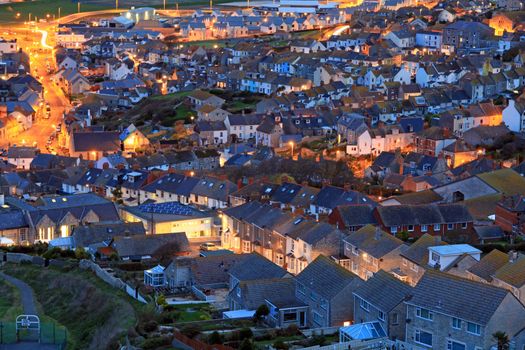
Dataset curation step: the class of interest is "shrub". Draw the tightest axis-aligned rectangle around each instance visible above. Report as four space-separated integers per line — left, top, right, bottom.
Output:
142 320 158 333
239 327 253 340
208 331 223 345
74 247 90 260
284 324 299 336
140 336 171 350
180 324 201 339
273 340 289 349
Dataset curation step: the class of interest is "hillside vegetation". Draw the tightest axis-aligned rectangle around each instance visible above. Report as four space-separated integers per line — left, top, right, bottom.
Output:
4 264 139 350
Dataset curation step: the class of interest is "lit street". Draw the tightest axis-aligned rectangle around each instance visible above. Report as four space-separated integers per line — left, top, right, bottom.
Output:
0 23 70 152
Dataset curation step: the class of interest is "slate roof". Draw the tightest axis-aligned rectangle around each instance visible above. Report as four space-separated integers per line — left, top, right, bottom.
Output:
313 185 375 209
112 232 189 258
296 255 361 300
467 249 508 282
188 254 252 287
407 270 510 325
191 177 237 203
353 270 412 312
0 207 28 230
7 147 39 159
71 131 121 152
376 203 472 226
234 278 299 310
229 253 288 282
401 233 447 265
493 255 525 288
344 225 404 258
72 221 146 248
334 204 377 227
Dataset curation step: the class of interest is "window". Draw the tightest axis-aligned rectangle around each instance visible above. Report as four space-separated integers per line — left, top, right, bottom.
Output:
452 317 462 329
421 225 428 232
416 308 433 321
378 310 385 321
391 226 398 234
461 222 467 229
236 286 241 297
447 223 454 230
433 224 440 231
414 329 432 347
283 312 298 322
411 263 419 272
392 312 399 325
352 245 358 256
431 252 440 264
467 322 481 336
360 298 370 311
447 340 466 350
352 261 358 274
407 225 414 232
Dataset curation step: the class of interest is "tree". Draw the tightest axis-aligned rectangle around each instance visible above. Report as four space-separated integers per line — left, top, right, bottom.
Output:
208 331 223 345
238 338 255 350
254 304 269 321
239 327 253 340
493 331 509 350
74 247 90 260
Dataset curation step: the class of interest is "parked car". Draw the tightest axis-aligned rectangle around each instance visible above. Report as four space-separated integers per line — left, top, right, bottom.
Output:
199 242 217 251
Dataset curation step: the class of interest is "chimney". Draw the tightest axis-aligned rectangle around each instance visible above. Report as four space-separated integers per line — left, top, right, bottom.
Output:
374 226 382 240
509 250 518 263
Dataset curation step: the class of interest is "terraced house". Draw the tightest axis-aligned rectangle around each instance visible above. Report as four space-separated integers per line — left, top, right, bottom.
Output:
221 201 341 273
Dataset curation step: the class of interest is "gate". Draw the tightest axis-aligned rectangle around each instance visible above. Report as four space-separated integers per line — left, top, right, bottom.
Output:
16 314 40 342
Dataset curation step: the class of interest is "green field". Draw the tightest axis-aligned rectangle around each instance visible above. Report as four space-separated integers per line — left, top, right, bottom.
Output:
0 0 237 24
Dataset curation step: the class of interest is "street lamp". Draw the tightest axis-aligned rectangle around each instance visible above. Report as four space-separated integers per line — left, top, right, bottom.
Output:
289 141 294 158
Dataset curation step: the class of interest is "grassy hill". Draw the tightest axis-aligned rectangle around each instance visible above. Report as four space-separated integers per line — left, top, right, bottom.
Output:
3 264 141 350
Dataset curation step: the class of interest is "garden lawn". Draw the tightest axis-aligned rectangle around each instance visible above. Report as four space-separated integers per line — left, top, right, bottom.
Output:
170 304 212 323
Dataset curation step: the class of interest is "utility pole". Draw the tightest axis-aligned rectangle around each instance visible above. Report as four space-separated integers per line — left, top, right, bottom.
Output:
58 7 61 19
210 0 212 12
116 0 118 10
163 0 166 10
77 1 80 13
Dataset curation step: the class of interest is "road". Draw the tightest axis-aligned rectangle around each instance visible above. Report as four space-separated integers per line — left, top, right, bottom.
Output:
0 24 70 151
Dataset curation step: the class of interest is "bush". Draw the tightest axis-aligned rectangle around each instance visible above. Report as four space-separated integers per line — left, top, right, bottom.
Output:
156 294 167 307
74 247 90 260
284 324 299 336
273 340 289 349
208 331 223 345
180 324 201 339
142 320 158 333
239 327 253 340
140 336 171 350
238 338 255 350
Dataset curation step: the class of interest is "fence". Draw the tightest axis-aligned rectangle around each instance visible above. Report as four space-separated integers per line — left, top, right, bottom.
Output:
173 330 234 350
298 339 428 350
0 321 67 347
80 259 147 304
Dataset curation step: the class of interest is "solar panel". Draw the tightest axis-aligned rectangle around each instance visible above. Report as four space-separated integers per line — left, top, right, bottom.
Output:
138 201 195 216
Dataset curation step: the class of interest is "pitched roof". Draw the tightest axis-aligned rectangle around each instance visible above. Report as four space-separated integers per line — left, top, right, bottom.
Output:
344 225 404 259
112 232 190 258
333 204 376 227
229 253 288 282
407 270 510 325
72 221 145 248
235 278 299 310
401 233 447 265
467 249 509 282
353 270 412 312
493 255 525 288
71 131 121 152
296 255 362 300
